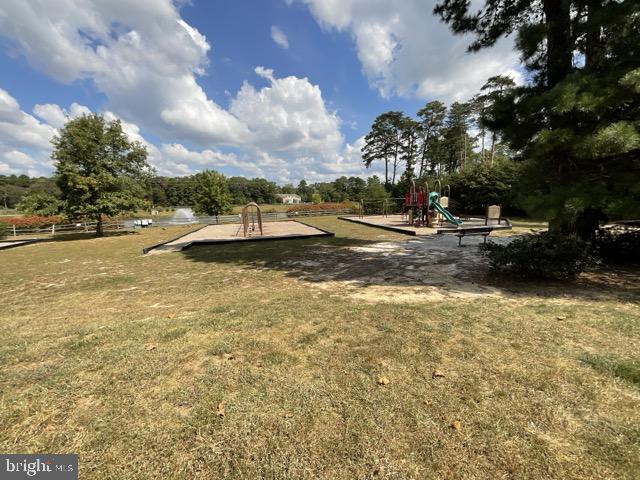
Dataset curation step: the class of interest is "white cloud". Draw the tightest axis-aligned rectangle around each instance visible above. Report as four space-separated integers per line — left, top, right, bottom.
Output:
230 67 343 155
0 88 57 176
294 0 522 101
0 0 249 146
33 103 91 129
0 1 375 182
271 26 289 49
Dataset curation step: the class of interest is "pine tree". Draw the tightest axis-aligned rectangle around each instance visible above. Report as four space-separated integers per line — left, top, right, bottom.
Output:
435 0 640 238
362 111 405 186
416 101 447 177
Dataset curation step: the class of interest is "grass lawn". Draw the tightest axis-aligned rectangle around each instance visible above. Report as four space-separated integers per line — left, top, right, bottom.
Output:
231 203 293 214
1 217 638 479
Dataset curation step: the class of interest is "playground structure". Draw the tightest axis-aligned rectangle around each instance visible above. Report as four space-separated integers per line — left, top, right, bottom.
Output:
342 179 512 242
402 180 462 228
240 202 263 237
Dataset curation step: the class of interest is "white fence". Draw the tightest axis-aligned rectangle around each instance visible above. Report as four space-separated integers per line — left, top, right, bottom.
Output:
2 208 355 237
3 220 125 237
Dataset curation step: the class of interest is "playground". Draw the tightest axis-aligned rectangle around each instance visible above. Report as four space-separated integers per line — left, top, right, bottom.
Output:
144 203 332 254
341 181 512 249
1 216 639 479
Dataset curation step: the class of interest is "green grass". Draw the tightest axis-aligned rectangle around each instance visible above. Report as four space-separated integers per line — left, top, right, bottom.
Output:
0 217 639 479
580 354 640 386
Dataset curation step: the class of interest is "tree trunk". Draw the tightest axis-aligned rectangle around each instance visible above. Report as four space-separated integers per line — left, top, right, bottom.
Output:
385 157 389 187
392 141 399 185
480 127 485 163
490 131 496 164
584 0 603 70
543 0 573 87
418 130 430 178
96 216 104 237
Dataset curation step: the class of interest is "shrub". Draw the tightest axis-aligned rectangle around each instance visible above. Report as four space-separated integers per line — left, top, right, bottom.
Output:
480 232 596 280
596 229 640 265
0 215 62 229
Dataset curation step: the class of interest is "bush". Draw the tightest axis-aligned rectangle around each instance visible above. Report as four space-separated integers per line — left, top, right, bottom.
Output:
596 229 640 265
480 232 596 280
0 215 61 229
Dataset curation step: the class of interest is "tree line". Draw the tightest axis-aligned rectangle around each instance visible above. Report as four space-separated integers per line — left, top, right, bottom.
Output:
3 172 389 213
362 75 515 187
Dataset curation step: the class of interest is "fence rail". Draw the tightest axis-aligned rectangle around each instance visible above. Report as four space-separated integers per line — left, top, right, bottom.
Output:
2 220 125 237
2 209 355 237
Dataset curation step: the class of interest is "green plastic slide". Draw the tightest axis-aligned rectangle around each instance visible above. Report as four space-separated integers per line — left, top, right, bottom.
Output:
428 191 462 226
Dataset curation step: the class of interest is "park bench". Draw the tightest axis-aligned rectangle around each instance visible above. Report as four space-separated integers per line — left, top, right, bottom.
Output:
455 226 493 246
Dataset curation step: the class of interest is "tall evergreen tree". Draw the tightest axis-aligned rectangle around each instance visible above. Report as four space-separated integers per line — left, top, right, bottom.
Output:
435 0 640 238
440 102 474 173
416 101 447 177
362 111 405 186
479 75 516 164
399 117 421 180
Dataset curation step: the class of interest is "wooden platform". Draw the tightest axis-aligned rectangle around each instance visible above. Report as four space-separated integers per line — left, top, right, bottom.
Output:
339 215 512 236
144 221 333 254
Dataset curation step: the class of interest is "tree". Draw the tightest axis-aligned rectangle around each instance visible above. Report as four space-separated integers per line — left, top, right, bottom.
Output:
16 191 63 216
280 183 296 194
53 114 151 236
362 176 390 214
296 180 313 202
479 76 516 164
416 101 447 177
246 178 277 204
440 102 474 173
311 191 322 204
435 0 640 238
362 111 405 186
399 117 421 181
193 170 231 217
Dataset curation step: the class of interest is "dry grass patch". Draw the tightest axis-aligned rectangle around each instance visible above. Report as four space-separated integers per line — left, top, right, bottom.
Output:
0 218 638 479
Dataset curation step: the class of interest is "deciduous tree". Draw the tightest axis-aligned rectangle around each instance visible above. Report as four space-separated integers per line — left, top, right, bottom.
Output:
53 114 151 236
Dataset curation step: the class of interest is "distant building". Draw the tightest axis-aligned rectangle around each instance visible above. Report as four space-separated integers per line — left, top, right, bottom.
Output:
275 193 302 204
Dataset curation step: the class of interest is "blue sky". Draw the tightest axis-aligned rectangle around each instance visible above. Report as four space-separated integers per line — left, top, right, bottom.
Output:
0 0 519 182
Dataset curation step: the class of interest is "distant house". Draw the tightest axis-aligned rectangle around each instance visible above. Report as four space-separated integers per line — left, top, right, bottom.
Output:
275 194 302 204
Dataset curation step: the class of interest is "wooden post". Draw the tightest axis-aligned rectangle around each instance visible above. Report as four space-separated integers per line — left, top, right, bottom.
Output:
52 224 55 236
13 224 16 237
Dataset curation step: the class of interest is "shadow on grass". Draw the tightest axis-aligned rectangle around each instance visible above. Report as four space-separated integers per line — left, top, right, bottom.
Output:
28 230 140 243
180 230 640 302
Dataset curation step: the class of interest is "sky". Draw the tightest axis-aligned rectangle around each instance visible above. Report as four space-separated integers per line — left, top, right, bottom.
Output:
0 0 521 183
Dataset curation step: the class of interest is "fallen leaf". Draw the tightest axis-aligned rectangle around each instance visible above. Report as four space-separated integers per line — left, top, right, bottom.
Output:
145 344 156 351
451 420 461 430
432 369 445 379
378 376 390 385
556 316 567 321
167 313 176 319
216 401 225 417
